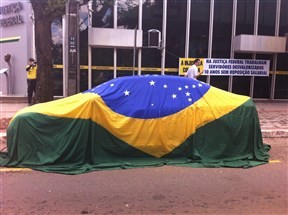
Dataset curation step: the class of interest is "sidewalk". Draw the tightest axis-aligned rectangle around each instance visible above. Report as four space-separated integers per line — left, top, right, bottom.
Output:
0 101 287 139
254 101 288 138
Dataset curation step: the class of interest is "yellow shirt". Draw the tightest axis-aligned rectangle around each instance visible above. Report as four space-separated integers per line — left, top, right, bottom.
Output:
26 64 37 79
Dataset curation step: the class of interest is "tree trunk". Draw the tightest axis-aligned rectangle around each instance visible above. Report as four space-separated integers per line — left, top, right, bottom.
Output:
30 1 54 103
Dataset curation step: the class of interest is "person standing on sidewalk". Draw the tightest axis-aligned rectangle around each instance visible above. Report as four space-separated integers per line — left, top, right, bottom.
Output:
25 58 37 106
185 58 204 79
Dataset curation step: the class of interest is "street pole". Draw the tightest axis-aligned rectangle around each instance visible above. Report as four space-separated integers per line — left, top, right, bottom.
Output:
65 0 80 96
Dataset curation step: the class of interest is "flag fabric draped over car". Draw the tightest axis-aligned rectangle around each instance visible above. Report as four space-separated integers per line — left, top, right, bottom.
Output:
0 75 270 174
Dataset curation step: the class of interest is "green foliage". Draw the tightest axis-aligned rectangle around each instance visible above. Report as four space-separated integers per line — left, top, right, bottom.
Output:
93 0 116 7
46 0 67 18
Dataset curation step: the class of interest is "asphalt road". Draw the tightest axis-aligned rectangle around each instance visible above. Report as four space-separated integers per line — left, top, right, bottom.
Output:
1 138 287 215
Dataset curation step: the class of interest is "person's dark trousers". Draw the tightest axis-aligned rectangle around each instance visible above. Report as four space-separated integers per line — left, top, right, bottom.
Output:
27 79 37 105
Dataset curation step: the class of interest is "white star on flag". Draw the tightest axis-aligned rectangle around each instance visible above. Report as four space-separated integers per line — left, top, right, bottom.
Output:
110 83 114 87
185 85 189 89
178 87 182 91
124 90 130 96
163 84 168 88
198 83 202 87
172 94 177 99
186 92 191 96
149 80 156 86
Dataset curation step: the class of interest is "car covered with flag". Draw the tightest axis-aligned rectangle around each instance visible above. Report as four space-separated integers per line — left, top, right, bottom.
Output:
0 75 270 174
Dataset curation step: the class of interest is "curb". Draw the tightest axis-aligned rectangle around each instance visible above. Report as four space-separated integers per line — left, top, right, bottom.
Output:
262 130 288 138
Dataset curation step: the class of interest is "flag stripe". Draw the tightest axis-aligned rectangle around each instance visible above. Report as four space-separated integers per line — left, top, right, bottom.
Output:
166 99 270 165
12 86 250 158
4 98 270 174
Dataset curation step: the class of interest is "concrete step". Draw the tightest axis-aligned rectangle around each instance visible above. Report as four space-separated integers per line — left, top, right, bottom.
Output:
0 95 27 103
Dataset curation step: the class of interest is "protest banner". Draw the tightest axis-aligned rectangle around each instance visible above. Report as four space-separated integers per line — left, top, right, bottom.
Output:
178 58 204 76
179 58 270 76
203 58 270 76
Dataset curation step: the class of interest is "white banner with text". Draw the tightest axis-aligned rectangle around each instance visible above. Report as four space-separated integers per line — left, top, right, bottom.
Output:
202 58 270 76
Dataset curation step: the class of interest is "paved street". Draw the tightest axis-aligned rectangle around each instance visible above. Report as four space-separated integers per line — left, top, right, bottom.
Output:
0 100 287 214
0 137 287 215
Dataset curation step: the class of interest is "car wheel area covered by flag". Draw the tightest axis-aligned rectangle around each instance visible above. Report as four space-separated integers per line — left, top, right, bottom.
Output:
0 75 270 174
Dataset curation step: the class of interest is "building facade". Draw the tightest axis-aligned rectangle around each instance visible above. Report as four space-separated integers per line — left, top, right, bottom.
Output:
77 0 288 100
0 0 34 95
1 0 287 100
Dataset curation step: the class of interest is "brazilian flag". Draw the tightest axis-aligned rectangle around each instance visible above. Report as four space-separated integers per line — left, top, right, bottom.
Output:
0 75 270 174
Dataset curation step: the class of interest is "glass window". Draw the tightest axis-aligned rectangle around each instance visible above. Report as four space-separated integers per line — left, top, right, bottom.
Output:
210 0 233 91
79 3 89 31
52 18 64 96
117 0 139 29
141 70 161 75
87 48 114 88
253 75 272 99
253 54 273 99
117 49 135 67
279 0 288 37
274 0 288 99
52 18 63 65
212 0 233 58
275 53 288 99
91 0 114 28
210 77 229 91
80 69 88 92
258 0 276 36
167 72 179 76
117 70 134 77
92 70 113 87
232 76 251 96
79 28 88 66
189 0 210 58
275 76 288 99
142 0 163 44
232 53 253 96
142 0 163 72
117 49 136 77
165 0 186 69
92 48 114 66
197 75 206 83
236 0 255 35
142 48 161 68
53 69 63 96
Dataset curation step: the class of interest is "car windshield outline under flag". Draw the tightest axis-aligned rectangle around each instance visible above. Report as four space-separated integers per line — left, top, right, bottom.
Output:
84 75 210 119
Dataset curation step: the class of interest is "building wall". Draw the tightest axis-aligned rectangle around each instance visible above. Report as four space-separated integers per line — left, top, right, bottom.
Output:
0 1 34 95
